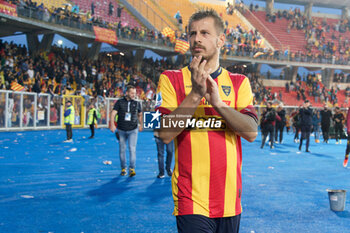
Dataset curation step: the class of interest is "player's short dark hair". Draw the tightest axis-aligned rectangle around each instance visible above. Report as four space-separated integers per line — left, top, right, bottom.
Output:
126 85 136 91
188 9 225 35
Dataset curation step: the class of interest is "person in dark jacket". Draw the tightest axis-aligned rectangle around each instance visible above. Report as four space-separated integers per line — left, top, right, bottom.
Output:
299 100 312 152
261 102 280 149
320 104 332 143
333 107 345 144
275 104 286 144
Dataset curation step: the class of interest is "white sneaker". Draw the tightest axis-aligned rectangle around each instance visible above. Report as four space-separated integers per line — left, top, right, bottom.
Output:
64 139 73 143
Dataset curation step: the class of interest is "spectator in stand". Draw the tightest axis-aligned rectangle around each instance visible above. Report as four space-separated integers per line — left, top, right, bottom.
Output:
320 104 332 143
108 2 114 16
117 4 123 18
333 107 345 144
298 100 312 152
91 2 95 15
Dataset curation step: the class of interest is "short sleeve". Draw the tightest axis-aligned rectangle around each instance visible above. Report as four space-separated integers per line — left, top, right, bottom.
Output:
237 77 258 122
155 73 178 115
137 101 142 113
113 100 119 112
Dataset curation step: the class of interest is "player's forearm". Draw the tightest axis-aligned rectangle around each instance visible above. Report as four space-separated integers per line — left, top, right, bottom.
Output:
159 91 202 144
109 111 116 128
138 113 142 126
213 101 258 142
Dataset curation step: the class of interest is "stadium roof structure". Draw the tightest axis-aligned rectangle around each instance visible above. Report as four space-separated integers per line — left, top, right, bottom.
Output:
258 0 350 9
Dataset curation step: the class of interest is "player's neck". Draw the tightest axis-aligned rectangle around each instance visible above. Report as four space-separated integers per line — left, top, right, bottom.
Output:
205 58 220 74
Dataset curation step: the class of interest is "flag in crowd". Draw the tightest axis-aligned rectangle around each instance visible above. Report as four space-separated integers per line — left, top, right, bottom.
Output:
10 81 25 92
174 39 189 54
161 27 176 43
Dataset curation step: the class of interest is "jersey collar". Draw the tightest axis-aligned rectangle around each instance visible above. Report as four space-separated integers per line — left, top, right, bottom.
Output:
210 66 222 79
187 66 222 79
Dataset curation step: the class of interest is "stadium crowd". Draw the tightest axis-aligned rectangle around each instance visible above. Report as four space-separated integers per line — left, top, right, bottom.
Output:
3 0 350 65
260 6 350 64
0 39 168 102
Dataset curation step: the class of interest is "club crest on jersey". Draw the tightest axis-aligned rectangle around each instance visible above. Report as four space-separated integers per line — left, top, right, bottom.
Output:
222 86 231 96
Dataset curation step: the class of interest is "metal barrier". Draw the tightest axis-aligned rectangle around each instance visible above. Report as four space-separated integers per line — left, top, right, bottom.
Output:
0 90 154 131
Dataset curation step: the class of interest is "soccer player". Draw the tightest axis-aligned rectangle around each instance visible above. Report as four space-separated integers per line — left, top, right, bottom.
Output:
156 9 258 233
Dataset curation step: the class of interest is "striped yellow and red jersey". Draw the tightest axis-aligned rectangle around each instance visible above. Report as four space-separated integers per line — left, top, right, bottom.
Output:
156 66 257 218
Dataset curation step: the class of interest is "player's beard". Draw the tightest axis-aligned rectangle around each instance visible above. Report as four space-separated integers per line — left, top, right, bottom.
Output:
191 45 217 63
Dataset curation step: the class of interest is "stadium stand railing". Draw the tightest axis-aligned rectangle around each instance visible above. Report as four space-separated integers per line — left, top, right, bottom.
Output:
128 0 178 31
249 10 307 53
196 2 249 30
241 7 283 51
154 0 197 30
0 90 155 131
69 0 142 28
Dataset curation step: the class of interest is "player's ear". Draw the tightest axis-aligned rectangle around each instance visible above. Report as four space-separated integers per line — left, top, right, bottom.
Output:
217 33 225 48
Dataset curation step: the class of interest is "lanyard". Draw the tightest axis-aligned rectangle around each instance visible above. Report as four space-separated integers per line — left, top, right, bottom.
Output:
127 101 130 113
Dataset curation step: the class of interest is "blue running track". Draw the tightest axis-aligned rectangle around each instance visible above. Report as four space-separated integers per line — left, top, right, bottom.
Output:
0 129 349 232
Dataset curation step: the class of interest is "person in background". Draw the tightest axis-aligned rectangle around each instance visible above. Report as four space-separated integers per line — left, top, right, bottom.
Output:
343 107 350 167
64 100 74 142
87 103 98 139
333 107 345 144
298 100 312 152
320 104 332 143
312 109 321 143
261 101 280 149
109 85 143 177
292 107 301 143
275 103 286 144
154 130 174 178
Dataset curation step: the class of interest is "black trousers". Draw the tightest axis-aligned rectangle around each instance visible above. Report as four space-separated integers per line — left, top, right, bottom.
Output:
261 124 275 148
177 214 241 233
346 135 350 155
321 124 330 142
294 125 300 140
334 124 343 141
299 126 311 150
275 123 285 143
66 124 72 140
90 124 95 137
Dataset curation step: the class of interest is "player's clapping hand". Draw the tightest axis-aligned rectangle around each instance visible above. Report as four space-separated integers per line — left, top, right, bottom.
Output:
205 75 222 108
189 55 211 98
